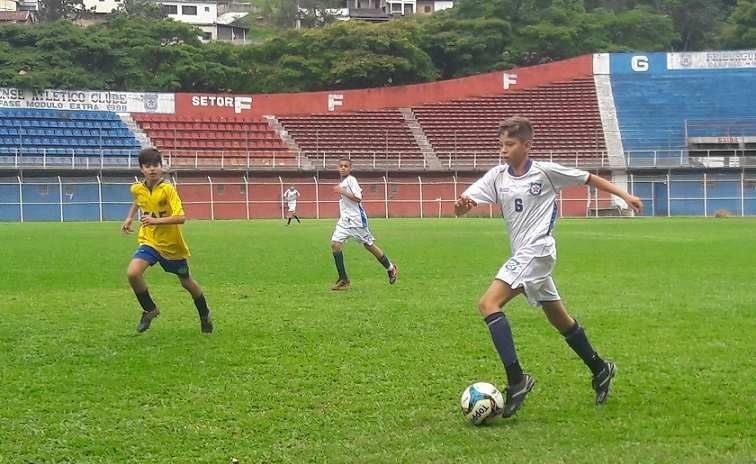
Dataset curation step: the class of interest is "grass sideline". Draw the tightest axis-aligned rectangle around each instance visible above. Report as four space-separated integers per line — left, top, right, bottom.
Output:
1 218 754 463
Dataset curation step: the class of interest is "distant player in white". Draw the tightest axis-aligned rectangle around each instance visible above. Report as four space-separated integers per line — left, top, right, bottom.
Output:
455 117 642 418
330 158 398 290
283 185 301 225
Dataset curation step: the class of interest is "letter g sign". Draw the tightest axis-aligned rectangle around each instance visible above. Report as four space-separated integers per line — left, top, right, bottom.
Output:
631 55 649 72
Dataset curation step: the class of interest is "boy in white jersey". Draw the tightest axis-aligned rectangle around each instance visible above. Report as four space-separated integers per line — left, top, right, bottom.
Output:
283 185 301 225
330 158 398 290
455 117 642 418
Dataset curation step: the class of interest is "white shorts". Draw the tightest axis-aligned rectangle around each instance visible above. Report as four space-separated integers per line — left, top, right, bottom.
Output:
331 224 375 246
495 244 560 307
287 202 297 212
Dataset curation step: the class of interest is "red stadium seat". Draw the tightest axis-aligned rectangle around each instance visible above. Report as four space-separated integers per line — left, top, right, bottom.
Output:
131 114 295 161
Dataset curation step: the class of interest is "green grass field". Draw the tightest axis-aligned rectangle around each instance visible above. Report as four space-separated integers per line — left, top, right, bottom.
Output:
1 218 754 463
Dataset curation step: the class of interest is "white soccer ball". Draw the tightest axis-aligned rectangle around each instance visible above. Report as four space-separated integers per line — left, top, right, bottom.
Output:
460 382 504 425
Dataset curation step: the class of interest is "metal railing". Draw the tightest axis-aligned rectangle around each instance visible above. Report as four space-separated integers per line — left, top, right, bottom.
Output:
0 148 306 170
2 173 755 222
1 147 755 171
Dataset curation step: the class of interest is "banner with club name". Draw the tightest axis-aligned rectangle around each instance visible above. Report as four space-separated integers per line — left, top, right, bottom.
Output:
0 88 175 113
667 50 756 70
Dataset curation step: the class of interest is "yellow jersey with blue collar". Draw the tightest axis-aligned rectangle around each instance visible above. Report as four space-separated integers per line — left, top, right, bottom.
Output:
130 180 190 260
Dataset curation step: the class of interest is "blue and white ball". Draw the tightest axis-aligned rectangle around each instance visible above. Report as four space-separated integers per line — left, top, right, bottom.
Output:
460 382 504 425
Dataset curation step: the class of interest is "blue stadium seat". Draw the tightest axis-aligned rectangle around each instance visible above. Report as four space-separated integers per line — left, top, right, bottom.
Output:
0 108 141 157
611 58 755 158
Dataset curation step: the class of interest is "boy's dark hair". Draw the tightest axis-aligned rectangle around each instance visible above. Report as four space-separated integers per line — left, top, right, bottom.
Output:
498 117 534 141
338 158 352 166
138 148 162 167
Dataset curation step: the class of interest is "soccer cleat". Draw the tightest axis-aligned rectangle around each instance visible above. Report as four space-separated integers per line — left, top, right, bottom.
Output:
331 279 351 291
592 361 617 405
200 311 213 334
387 263 399 285
136 308 160 333
501 373 535 418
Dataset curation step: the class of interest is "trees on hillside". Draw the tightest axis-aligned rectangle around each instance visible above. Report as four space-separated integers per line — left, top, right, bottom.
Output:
0 0 752 93
720 0 756 48
37 0 90 22
237 21 438 91
0 19 203 91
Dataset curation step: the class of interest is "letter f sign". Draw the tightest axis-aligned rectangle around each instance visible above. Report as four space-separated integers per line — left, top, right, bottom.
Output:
328 94 344 112
503 73 518 90
234 96 252 113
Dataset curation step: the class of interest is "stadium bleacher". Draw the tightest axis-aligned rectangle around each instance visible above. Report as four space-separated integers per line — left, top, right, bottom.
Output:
276 109 424 167
611 68 756 155
132 114 294 166
1 51 755 219
412 78 607 165
0 108 140 156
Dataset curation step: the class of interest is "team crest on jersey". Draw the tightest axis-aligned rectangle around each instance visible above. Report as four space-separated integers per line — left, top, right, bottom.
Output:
159 199 167 207
528 182 543 196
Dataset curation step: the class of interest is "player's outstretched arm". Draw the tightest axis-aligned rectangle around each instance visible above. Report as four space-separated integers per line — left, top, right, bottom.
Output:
587 175 643 213
454 196 477 217
140 214 186 226
121 202 138 234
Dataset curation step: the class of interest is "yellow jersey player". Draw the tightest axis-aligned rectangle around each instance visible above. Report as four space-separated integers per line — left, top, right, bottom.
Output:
121 148 213 334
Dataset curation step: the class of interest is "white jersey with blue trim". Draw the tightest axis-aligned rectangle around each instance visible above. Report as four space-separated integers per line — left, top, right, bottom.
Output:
284 189 299 202
337 175 367 228
463 160 590 254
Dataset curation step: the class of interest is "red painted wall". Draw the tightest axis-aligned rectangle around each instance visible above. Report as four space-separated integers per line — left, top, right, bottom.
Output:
169 55 593 118
173 170 611 220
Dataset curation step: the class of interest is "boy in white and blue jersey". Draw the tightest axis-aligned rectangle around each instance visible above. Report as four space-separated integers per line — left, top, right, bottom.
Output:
455 117 642 418
283 185 301 225
330 158 398 290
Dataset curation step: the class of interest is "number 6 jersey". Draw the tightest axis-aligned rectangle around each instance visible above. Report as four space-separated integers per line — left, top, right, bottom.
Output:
462 161 590 254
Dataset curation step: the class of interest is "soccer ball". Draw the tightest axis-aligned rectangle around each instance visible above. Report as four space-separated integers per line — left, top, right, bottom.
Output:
460 382 504 425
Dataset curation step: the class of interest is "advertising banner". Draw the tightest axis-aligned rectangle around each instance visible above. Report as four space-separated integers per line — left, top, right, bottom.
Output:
0 88 175 113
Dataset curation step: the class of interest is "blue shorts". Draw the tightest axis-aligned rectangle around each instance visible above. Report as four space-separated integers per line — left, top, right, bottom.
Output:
132 245 190 276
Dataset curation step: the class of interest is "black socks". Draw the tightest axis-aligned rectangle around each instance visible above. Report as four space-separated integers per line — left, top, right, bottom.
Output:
136 289 209 319
193 294 210 319
562 320 605 375
376 254 392 270
135 289 156 312
333 251 348 281
484 312 523 385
